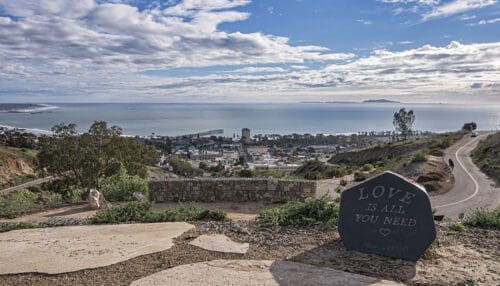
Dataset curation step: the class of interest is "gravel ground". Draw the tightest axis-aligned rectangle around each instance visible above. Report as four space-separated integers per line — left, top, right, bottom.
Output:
0 221 498 286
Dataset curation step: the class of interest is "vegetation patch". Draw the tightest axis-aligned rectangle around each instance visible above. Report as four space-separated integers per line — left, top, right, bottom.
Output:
0 189 64 218
293 160 349 180
0 222 41 233
448 222 464 235
100 166 149 202
471 132 500 184
464 209 500 230
91 202 227 224
257 196 339 228
411 149 429 163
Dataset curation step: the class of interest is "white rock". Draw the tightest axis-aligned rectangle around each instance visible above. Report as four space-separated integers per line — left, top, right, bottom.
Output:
189 234 249 254
88 188 105 209
130 260 405 286
133 191 147 203
0 222 194 274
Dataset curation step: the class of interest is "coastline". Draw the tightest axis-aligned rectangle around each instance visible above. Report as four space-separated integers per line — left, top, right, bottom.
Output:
0 103 59 114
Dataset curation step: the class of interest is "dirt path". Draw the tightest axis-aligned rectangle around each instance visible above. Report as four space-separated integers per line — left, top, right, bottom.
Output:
431 132 500 218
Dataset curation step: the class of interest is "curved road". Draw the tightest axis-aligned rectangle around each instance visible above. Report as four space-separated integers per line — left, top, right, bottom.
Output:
431 132 500 218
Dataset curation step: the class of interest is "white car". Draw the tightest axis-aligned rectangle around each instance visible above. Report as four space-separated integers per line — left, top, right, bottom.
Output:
471 132 479 137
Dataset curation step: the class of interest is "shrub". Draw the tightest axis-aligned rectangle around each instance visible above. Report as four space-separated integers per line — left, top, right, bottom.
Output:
100 167 148 202
449 222 464 234
91 202 227 224
411 149 428 163
362 163 374 172
238 169 254 178
0 190 38 217
67 186 87 203
353 171 366 182
0 222 41 233
257 196 339 228
464 209 500 230
339 179 348 186
39 191 64 206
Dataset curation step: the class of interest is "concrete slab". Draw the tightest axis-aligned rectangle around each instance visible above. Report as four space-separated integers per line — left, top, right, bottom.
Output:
189 234 249 254
0 222 194 274
130 260 404 286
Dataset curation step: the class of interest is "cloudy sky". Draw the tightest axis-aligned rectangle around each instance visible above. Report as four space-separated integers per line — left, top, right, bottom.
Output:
0 0 499 104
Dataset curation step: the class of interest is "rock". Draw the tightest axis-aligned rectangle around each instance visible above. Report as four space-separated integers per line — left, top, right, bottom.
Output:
133 192 147 203
189 234 249 254
0 222 194 274
88 188 110 209
130 260 404 286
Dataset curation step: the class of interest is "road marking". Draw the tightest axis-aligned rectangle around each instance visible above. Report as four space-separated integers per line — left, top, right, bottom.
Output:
434 136 480 208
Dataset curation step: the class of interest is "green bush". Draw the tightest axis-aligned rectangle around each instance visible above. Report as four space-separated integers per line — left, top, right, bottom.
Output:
39 191 64 206
257 196 339 228
91 202 228 224
339 179 348 186
362 163 374 172
67 186 87 203
0 222 41 233
100 167 148 202
238 169 254 178
411 149 428 163
464 209 500 230
353 171 366 182
0 190 38 217
449 222 464 233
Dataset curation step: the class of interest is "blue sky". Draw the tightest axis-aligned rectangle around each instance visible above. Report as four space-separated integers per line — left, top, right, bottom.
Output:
0 0 499 103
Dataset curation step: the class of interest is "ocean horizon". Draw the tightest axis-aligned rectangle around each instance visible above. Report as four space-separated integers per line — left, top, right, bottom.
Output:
1 102 499 137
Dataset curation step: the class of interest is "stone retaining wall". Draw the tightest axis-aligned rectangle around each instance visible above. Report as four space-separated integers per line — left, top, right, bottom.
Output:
149 178 316 203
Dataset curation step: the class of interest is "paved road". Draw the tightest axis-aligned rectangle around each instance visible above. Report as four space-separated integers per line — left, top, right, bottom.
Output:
0 176 54 197
431 132 500 218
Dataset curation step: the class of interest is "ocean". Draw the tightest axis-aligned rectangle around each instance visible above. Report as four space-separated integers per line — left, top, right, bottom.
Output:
0 103 499 136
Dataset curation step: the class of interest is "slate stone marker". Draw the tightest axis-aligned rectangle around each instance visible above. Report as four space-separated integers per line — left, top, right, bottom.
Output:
338 171 436 261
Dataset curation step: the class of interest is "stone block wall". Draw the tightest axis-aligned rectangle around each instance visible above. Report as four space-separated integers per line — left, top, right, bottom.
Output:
148 178 316 203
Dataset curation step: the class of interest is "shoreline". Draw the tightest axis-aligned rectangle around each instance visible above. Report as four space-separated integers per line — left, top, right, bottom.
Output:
0 103 59 114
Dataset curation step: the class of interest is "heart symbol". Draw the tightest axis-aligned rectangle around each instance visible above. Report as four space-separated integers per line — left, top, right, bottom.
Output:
379 228 391 237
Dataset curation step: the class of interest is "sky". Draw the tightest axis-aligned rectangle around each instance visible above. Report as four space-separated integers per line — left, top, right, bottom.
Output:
0 0 499 104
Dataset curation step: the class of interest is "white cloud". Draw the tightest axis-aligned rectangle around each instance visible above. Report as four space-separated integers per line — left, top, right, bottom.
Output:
0 0 351 72
423 0 498 20
470 17 500 25
357 19 373 25
227 67 287 73
0 0 499 103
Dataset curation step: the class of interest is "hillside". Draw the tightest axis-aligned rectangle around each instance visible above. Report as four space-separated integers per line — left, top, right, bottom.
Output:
472 132 500 184
0 147 38 188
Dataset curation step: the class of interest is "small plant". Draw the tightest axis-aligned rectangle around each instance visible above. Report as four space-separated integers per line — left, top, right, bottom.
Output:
0 222 41 233
339 179 347 186
100 166 149 202
362 163 374 172
91 202 227 224
257 195 339 228
448 222 464 235
0 189 38 218
411 149 428 163
353 171 366 182
464 209 500 230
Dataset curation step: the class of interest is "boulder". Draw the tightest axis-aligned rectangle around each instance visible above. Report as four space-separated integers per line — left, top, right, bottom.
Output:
88 188 109 209
133 191 147 203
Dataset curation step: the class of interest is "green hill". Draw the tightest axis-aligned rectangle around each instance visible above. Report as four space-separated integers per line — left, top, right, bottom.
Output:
472 132 500 184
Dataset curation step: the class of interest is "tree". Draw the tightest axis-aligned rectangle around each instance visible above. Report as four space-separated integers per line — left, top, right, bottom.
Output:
462 122 477 132
37 121 158 192
393 108 415 140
